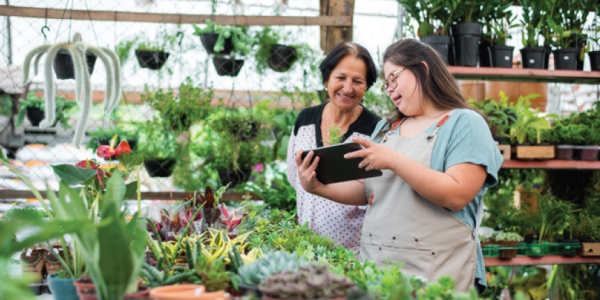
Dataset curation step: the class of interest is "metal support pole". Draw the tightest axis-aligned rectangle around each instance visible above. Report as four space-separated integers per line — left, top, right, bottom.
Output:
5 0 13 65
395 2 405 41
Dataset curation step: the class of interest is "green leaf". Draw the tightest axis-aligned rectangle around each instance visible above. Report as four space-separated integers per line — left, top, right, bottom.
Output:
52 165 98 185
124 181 139 200
117 153 144 169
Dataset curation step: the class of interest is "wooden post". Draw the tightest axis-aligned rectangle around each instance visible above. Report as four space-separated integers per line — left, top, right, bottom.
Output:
320 0 355 54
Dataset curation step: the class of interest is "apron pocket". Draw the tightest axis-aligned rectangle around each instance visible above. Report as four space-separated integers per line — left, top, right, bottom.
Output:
361 243 435 280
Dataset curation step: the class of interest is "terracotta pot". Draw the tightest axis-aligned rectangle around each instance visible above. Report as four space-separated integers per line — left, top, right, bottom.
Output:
494 241 519 259
74 276 147 300
150 285 230 300
264 297 345 300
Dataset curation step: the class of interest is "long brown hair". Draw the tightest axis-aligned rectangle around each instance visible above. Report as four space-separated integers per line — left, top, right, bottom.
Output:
376 39 473 139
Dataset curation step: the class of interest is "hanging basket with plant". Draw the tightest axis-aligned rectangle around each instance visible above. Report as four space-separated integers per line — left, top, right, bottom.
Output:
16 92 77 128
135 41 170 70
254 27 299 73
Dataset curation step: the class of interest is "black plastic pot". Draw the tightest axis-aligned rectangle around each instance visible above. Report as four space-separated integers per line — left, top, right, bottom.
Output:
267 44 297 72
218 168 251 187
213 57 244 77
200 33 234 55
574 146 599 161
478 41 492 67
567 33 587 70
589 51 600 71
451 23 481 67
420 35 452 65
555 145 575 160
144 158 176 177
491 45 514 68
135 50 170 70
520 47 547 69
553 48 578 70
26 107 45 127
54 50 97 80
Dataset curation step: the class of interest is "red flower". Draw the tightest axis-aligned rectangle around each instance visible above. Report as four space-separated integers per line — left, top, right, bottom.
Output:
75 160 107 188
97 136 131 159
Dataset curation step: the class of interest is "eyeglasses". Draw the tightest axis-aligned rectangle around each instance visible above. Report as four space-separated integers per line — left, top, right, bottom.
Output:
381 68 405 96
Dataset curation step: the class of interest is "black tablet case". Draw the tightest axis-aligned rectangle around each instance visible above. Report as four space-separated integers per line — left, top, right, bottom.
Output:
301 142 383 184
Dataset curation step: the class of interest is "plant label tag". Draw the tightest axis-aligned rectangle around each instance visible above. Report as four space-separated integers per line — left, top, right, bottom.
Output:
194 288 203 296
564 56 569 60
505 56 510 61
26 248 33 257
529 59 535 64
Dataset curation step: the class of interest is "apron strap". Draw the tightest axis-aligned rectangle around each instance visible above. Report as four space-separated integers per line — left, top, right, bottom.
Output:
427 114 451 142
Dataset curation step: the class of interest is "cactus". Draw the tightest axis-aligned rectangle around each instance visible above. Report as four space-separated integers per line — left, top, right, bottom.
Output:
236 250 306 286
259 263 356 299
21 32 122 146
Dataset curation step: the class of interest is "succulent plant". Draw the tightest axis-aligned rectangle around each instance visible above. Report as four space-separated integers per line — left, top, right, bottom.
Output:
236 250 306 286
494 232 524 243
259 263 356 299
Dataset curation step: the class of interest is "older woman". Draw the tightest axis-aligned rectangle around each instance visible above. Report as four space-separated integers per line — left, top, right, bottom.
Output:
286 42 380 252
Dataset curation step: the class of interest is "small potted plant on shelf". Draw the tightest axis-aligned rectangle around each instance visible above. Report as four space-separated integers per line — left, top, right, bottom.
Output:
135 40 170 70
589 12 600 71
137 122 179 177
253 27 298 73
193 20 253 77
553 0 595 70
87 125 140 152
574 214 600 257
493 232 524 259
509 94 558 160
518 0 552 69
469 92 517 160
16 92 77 128
451 0 494 66
141 78 214 132
479 0 515 67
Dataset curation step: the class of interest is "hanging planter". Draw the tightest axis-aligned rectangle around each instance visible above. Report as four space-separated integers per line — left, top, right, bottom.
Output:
25 107 45 127
420 35 452 65
200 33 234 55
144 158 176 177
520 47 547 69
451 23 481 66
54 50 97 80
218 168 251 187
553 48 578 70
490 45 514 68
135 50 170 70
213 57 244 77
267 44 297 72
589 51 600 71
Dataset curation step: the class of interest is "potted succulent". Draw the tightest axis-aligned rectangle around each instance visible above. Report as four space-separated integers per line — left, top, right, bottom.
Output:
253 27 299 73
193 20 252 77
135 40 170 70
236 251 306 296
493 232 524 259
137 122 179 177
259 263 357 300
141 78 214 132
16 92 77 128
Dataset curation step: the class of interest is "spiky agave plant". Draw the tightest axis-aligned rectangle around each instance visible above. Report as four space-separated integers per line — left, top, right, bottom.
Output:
22 32 122 146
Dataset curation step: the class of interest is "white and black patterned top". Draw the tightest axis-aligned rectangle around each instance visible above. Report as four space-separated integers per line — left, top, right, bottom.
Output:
286 102 380 252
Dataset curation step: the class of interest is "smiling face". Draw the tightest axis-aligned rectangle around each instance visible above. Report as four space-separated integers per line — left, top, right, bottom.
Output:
383 61 425 117
325 55 368 112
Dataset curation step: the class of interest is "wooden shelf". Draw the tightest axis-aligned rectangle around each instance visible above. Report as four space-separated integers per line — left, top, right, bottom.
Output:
501 160 600 170
449 66 600 84
485 255 600 267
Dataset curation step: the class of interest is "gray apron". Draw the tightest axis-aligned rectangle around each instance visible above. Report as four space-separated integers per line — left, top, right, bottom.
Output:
361 115 477 292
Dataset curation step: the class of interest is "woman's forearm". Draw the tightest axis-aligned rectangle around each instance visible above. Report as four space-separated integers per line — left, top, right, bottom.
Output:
388 152 486 211
312 180 368 206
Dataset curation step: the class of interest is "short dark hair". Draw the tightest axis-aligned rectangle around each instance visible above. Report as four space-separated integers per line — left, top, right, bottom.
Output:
319 42 377 90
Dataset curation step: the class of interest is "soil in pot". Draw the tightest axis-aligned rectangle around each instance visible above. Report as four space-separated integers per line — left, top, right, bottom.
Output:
144 158 176 177
555 145 575 160
553 48 578 70
26 107 46 127
213 57 244 77
589 51 600 71
218 168 251 187
200 33 234 55
451 23 481 67
520 47 547 69
420 35 452 65
54 50 97 80
48 273 79 300
491 45 514 68
268 44 297 72
135 50 170 70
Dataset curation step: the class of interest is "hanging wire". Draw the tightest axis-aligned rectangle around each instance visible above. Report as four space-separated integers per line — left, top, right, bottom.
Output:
54 0 71 43
67 0 75 43
84 0 100 47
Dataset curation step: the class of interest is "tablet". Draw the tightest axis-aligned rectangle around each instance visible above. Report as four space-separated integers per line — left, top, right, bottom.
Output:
300 142 383 184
